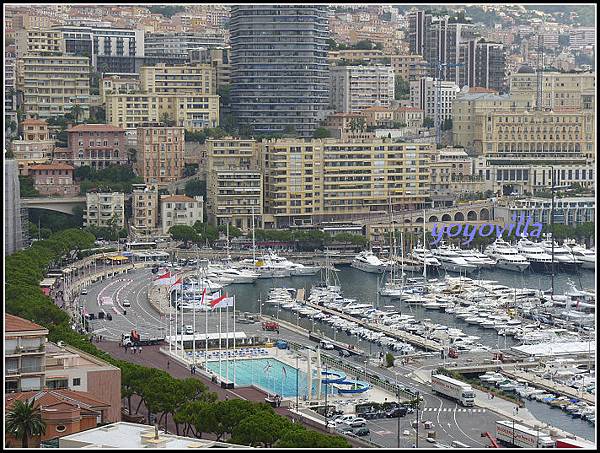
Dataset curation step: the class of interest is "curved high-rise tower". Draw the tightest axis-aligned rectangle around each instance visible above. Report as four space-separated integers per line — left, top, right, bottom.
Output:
230 5 330 137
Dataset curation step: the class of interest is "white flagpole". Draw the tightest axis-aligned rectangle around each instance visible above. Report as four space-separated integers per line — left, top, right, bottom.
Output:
219 304 222 378
180 274 184 358
204 289 208 371
168 288 172 353
192 277 196 367
233 295 236 386
174 275 178 356
226 299 229 382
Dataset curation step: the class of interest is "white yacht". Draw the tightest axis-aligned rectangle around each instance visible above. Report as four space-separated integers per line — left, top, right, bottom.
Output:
516 237 554 272
564 240 595 270
212 265 260 284
431 245 478 274
538 237 581 272
453 247 496 269
351 251 390 273
410 246 441 271
484 238 530 272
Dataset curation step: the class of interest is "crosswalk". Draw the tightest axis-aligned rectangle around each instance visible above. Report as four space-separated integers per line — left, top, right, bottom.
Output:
421 407 486 413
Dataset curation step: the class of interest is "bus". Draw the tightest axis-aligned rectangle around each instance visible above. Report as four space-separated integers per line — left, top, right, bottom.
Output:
125 241 158 251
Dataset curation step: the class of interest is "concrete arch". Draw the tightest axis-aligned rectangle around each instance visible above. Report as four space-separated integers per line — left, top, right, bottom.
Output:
441 214 451 221
404 218 411 224
467 210 477 221
428 215 438 223
415 217 424 224
480 208 490 220
454 212 464 221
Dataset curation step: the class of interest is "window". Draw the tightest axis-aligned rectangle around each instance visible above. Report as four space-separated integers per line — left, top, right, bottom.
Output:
73 378 81 386
56 425 67 433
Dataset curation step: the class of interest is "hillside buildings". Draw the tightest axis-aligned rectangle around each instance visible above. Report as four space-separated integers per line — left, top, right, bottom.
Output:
84 192 125 229
161 195 204 234
66 124 128 169
136 126 185 186
330 65 395 113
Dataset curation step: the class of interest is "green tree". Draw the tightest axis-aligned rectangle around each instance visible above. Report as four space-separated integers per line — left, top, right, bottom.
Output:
283 125 298 137
385 352 395 367
218 224 242 238
169 225 200 245
313 127 331 139
6 399 47 448
275 429 351 448
349 116 366 132
442 118 453 131
159 112 176 127
18 176 40 197
231 411 291 447
193 221 219 243
394 75 411 100
70 104 84 123
183 164 199 178
184 179 206 198
423 117 434 128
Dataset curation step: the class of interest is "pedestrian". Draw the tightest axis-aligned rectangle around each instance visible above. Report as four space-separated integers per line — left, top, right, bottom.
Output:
515 406 519 414
138 346 142 354
225 395 229 401
167 360 170 369
190 364 194 375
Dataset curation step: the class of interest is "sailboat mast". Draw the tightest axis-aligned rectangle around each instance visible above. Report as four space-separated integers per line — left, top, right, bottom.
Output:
423 208 427 280
251 205 256 263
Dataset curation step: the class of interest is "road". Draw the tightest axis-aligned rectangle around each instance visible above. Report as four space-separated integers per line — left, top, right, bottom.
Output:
79 267 503 448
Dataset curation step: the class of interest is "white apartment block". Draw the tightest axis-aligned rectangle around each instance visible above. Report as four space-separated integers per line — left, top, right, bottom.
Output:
330 65 395 113
410 76 460 122
161 195 204 234
84 192 125 229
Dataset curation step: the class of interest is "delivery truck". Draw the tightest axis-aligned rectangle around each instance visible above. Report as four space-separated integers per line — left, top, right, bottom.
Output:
431 374 475 407
495 420 555 448
122 330 164 347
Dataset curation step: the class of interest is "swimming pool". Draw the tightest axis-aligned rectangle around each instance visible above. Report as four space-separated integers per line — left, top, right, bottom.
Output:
206 358 338 398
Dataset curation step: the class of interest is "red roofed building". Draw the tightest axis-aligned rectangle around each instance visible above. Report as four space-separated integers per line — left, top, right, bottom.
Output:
28 163 80 197
393 107 424 128
5 389 111 448
66 124 127 169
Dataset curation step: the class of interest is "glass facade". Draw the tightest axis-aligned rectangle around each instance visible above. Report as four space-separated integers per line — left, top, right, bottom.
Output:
230 5 330 137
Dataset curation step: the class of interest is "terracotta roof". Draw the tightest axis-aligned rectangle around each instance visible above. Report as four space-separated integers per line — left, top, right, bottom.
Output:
363 106 392 112
66 124 125 133
395 107 424 112
161 195 197 203
21 118 47 126
5 314 48 333
29 163 75 171
6 389 110 412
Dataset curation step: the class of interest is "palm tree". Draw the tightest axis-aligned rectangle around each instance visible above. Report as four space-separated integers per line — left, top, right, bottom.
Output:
71 105 84 123
6 399 46 448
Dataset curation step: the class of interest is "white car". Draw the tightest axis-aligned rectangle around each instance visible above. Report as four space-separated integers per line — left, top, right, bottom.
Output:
122 300 131 308
321 341 335 350
185 325 194 335
334 415 357 426
349 418 367 428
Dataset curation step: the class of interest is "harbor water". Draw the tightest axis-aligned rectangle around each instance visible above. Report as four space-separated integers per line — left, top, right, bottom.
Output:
225 265 595 441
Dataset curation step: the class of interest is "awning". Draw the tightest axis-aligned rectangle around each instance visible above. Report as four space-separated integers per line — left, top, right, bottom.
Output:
106 255 129 261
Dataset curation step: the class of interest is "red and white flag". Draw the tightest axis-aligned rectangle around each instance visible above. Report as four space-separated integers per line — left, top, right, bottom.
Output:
210 293 234 310
170 277 183 290
154 271 176 286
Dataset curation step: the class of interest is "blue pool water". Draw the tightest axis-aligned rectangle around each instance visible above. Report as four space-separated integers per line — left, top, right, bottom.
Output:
206 358 339 398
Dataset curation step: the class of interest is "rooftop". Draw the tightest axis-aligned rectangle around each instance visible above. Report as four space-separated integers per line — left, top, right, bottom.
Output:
6 389 110 412
58 422 246 449
5 314 48 334
29 163 75 171
66 124 126 133
21 118 48 126
161 195 198 203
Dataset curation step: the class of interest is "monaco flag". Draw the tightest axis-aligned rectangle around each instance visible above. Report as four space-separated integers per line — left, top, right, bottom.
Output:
154 271 176 286
210 293 234 310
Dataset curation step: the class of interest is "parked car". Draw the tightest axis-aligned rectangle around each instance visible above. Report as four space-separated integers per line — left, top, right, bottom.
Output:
80 288 88 295
349 417 367 428
321 341 335 350
123 300 131 308
337 424 353 434
353 427 370 437
185 325 194 335
334 414 357 426
386 406 408 418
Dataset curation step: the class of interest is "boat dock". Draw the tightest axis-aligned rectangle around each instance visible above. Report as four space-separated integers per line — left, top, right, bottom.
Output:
298 298 443 352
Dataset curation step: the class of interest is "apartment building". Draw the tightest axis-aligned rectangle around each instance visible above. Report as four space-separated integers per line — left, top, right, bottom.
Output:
105 93 219 131
66 124 127 169
495 197 595 228
19 55 91 120
5 314 49 393
230 5 330 137
509 71 595 111
130 183 159 239
5 389 111 448
144 31 226 59
190 47 231 93
12 13 56 30
136 126 185 186
139 63 215 95
262 139 431 228
161 195 204 234
330 65 395 113
44 342 121 422
429 147 479 197
84 192 125 229
363 106 394 128
15 28 65 57
569 27 595 49
5 160 26 255
11 119 55 175
393 107 424 128
5 53 17 114
28 163 80 197
328 50 428 81
410 76 460 122
460 39 507 93
99 75 140 103
206 138 263 231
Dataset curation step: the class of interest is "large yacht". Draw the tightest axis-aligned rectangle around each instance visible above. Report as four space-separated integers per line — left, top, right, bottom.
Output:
410 245 441 271
453 246 497 269
351 251 390 273
484 239 530 272
237 252 320 278
516 237 554 272
431 244 478 274
563 240 595 270
538 237 582 272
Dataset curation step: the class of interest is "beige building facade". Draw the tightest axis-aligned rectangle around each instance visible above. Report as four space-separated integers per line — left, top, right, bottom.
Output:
16 28 65 57
130 183 159 239
11 118 55 175
136 126 185 186
161 195 204 234
330 65 395 113
84 192 125 229
262 139 431 228
206 138 263 231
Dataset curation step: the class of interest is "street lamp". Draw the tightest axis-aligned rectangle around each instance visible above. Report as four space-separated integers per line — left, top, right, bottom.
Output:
415 390 420 448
